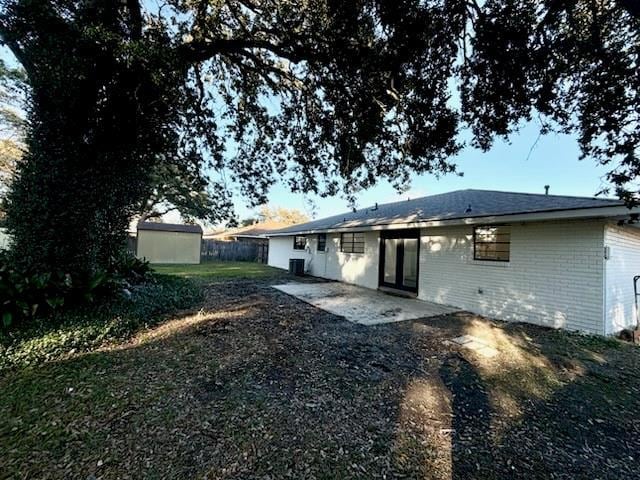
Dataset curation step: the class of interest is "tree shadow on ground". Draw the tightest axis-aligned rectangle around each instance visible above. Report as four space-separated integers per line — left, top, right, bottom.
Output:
421 314 640 480
439 354 493 479
2 280 640 479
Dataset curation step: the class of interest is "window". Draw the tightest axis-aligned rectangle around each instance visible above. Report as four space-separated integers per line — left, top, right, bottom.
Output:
474 226 510 262
293 235 306 250
340 232 365 254
317 233 327 252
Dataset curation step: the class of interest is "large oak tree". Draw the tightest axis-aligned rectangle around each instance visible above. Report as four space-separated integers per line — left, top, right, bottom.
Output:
0 0 637 279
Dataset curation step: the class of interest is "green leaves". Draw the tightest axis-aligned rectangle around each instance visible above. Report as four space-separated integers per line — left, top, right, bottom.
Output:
0 274 202 371
0 265 65 329
2 311 12 327
45 296 64 309
0 252 143 330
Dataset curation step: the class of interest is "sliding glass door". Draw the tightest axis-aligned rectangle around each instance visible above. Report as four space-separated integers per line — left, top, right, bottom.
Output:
379 230 420 293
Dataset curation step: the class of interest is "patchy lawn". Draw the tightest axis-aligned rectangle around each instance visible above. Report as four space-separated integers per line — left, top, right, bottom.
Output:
153 261 285 279
2 274 640 479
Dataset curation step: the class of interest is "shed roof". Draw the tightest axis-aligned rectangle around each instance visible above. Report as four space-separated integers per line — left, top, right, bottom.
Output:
269 189 626 235
137 221 203 234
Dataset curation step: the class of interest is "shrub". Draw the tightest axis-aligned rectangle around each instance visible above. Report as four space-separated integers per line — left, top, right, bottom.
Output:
1 266 64 328
0 251 151 330
0 274 202 371
109 251 152 284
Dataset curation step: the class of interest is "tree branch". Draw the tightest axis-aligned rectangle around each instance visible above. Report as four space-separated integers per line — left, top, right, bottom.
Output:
617 0 640 19
225 54 280 90
0 17 32 75
126 0 143 40
227 49 300 88
225 1 250 36
178 38 309 65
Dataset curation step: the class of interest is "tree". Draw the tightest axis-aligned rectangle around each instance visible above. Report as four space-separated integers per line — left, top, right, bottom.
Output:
0 1 637 280
460 0 639 204
137 163 234 224
0 53 226 230
240 205 309 226
257 205 309 225
0 58 25 227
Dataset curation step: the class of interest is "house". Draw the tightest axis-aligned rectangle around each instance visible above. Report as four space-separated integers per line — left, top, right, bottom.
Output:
267 189 640 335
204 220 290 243
136 221 203 264
202 221 290 263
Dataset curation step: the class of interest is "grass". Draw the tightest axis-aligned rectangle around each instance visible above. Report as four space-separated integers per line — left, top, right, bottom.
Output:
2 266 640 478
0 262 281 372
153 261 284 279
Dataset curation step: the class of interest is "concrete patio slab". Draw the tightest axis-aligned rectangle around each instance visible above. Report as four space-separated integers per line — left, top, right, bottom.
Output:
451 334 499 358
272 281 460 325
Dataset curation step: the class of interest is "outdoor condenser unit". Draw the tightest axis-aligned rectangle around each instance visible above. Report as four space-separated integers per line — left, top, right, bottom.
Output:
289 259 305 276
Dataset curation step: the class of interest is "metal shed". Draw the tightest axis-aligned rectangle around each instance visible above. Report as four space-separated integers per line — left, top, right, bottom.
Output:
136 222 202 264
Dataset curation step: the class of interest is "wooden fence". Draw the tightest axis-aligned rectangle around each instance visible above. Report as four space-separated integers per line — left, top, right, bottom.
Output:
201 239 268 263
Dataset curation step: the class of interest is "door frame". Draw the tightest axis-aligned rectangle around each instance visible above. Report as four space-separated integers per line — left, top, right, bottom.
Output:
378 229 420 293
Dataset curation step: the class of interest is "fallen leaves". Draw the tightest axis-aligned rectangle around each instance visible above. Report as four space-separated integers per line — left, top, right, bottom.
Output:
1 278 640 479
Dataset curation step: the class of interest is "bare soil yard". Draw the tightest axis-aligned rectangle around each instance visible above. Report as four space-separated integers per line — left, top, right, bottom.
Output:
2 275 640 479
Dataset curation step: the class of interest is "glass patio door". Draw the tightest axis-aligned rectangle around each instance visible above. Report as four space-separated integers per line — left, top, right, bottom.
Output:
383 238 400 284
402 238 418 289
380 231 419 293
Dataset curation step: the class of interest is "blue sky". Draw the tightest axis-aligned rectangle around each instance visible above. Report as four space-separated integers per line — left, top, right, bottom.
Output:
242 121 611 222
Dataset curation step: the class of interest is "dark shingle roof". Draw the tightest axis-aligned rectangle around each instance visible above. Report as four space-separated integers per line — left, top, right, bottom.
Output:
233 227 277 237
204 220 292 239
137 221 203 234
270 189 624 235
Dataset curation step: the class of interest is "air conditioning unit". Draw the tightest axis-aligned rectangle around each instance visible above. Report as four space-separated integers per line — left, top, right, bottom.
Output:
289 258 305 276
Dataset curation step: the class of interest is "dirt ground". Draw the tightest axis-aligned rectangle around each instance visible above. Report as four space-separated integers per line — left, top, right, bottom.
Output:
3 278 640 479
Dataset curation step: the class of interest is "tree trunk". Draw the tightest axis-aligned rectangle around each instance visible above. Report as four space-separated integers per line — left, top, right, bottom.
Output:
4 46 163 278
6 88 143 277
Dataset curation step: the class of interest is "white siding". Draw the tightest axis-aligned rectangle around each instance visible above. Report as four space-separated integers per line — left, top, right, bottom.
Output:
268 232 380 289
136 230 201 264
267 236 313 271
604 224 640 334
418 221 605 334
270 220 612 334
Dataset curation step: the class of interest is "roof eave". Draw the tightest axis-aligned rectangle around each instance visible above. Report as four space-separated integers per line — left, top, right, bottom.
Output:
266 205 636 236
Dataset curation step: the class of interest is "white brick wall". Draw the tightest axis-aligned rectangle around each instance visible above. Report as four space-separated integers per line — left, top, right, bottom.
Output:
323 231 380 289
604 224 640 334
270 220 611 334
418 221 606 334
268 232 380 289
267 236 313 271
